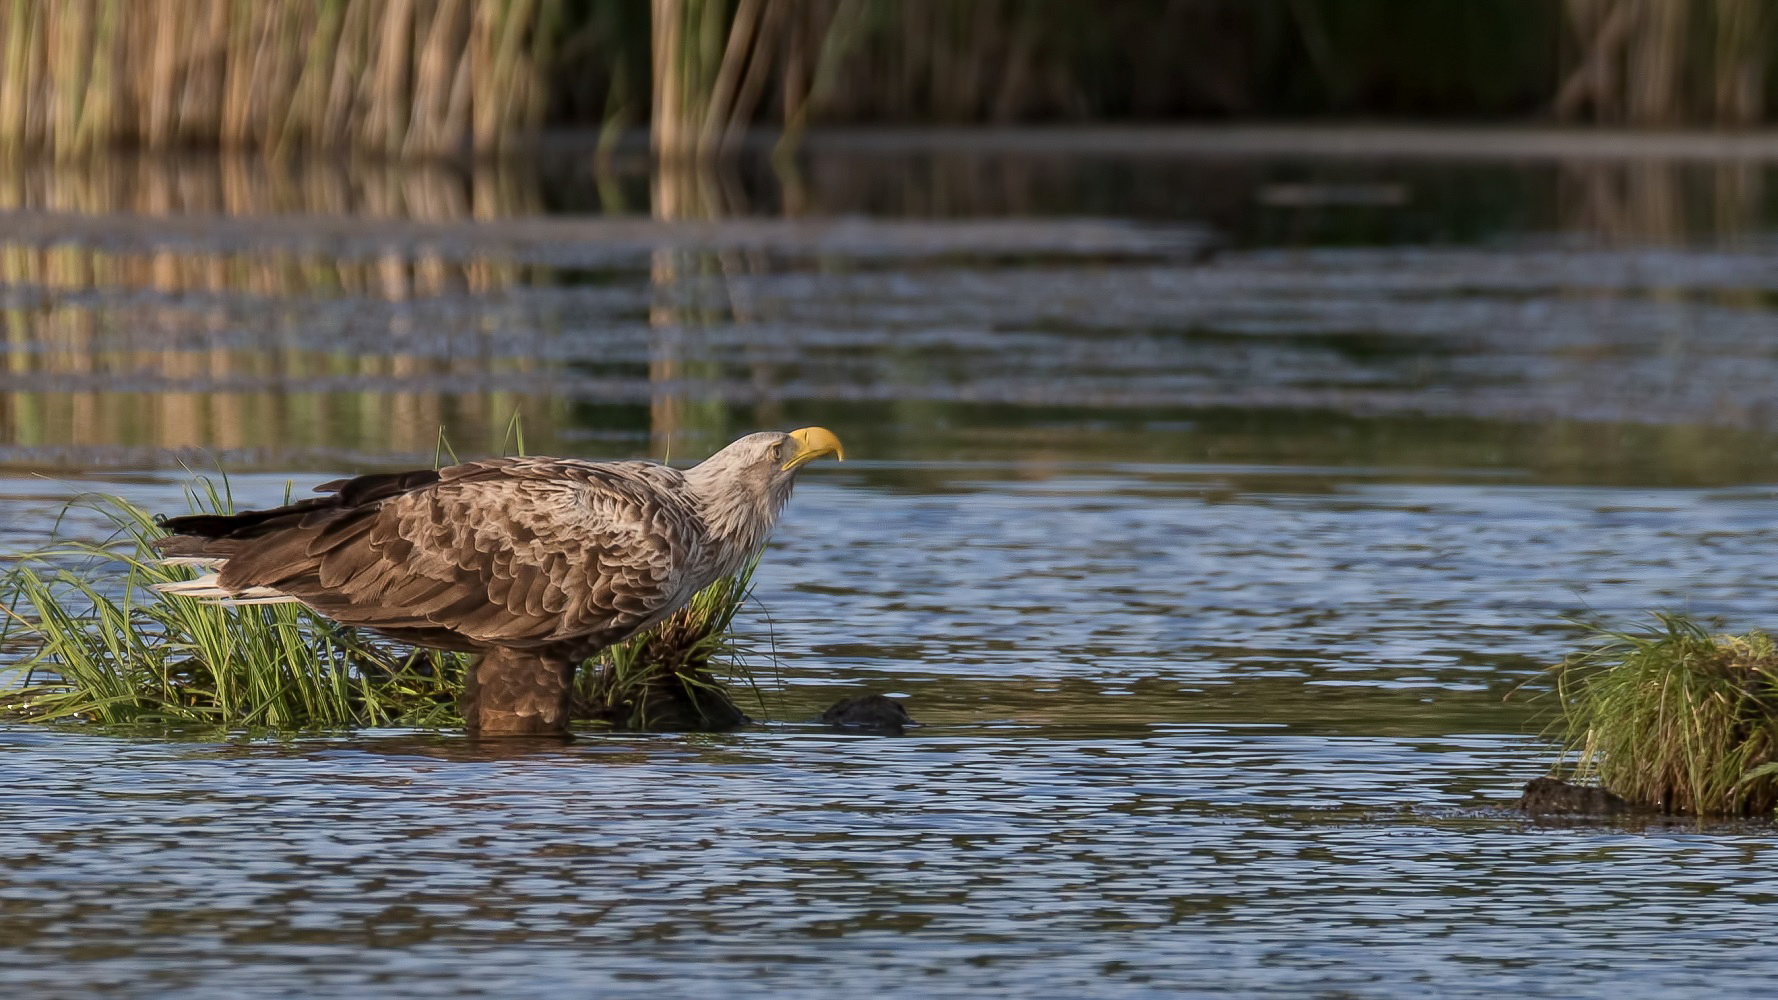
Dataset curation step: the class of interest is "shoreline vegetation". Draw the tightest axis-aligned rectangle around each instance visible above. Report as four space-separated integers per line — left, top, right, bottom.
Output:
2 1 1776 159
0 488 763 733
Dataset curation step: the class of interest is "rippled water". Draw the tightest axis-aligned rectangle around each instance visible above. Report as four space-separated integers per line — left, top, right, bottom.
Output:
6 141 1778 996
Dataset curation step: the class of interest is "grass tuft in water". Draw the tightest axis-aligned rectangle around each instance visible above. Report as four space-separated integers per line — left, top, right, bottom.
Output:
0 487 465 728
578 559 761 731
1547 613 1778 817
0 487 763 733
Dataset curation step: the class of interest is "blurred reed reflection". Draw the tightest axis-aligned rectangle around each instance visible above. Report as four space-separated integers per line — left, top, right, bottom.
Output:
0 321 573 467
1558 158 1767 243
2 144 1777 473
0 153 548 218
0 153 547 296
792 142 1778 246
0 154 574 467
646 159 780 459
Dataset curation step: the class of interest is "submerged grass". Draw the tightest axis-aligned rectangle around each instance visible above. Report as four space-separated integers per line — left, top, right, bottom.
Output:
1547 613 1778 817
0 485 764 733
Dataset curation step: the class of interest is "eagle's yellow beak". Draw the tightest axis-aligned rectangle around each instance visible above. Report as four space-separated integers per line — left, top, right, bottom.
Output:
783 427 844 470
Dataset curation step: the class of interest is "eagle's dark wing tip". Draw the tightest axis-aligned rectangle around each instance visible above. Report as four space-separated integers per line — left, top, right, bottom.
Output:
156 512 229 537
329 469 444 507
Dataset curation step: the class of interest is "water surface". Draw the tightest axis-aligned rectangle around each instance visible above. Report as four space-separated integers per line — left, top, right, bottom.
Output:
4 138 1778 997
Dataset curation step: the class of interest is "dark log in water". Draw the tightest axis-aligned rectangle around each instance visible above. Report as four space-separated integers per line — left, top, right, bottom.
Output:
820 694 918 735
1518 778 1634 816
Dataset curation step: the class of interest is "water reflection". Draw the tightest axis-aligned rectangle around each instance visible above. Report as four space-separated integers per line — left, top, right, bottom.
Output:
0 152 1215 467
0 152 546 220
5 147 1778 470
0 154 547 301
1558 159 1767 243
648 161 762 457
0 155 561 463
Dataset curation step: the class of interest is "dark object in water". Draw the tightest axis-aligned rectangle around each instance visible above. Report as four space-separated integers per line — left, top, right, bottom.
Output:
1518 777 1634 816
820 694 917 734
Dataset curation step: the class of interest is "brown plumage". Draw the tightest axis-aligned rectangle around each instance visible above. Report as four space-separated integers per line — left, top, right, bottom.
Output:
152 428 844 735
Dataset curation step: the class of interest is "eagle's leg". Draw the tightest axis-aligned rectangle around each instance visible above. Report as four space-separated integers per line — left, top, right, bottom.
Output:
461 648 577 736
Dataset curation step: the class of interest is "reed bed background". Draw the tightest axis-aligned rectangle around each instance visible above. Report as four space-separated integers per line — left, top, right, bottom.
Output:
5 1 1778 160
0 0 561 159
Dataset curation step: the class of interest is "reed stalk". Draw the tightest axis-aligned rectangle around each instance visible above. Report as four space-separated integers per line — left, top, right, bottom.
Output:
1558 0 1776 126
1713 0 1765 124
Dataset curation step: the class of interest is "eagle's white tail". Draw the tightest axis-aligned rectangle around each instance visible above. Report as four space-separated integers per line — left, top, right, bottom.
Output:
151 570 298 606
157 556 226 569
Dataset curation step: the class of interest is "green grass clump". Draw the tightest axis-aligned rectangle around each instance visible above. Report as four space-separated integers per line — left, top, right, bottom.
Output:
0 486 763 733
1548 614 1778 817
0 489 464 729
579 562 763 731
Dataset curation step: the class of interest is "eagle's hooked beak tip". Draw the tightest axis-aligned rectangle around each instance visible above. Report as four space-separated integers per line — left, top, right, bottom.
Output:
783 427 844 470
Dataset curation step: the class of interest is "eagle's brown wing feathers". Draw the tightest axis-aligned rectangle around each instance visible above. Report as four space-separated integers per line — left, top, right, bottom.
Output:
165 459 704 653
